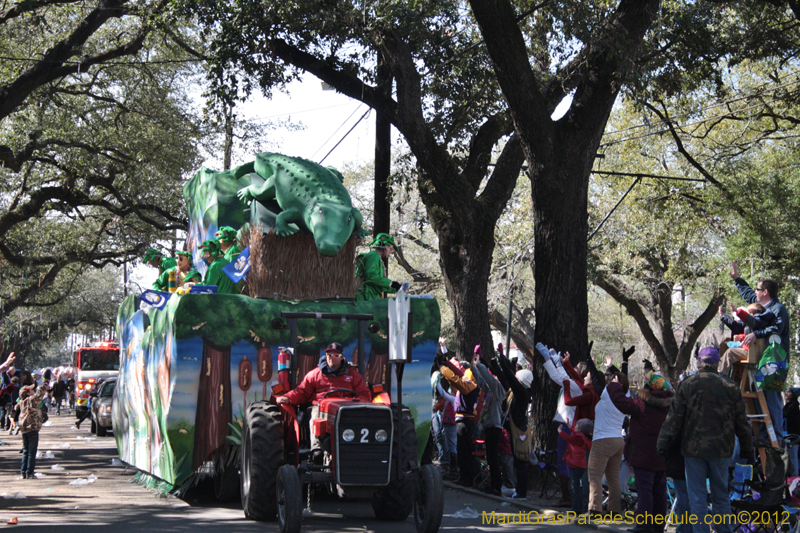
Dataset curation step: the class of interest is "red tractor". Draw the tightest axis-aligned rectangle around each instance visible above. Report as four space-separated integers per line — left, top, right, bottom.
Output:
239 311 444 533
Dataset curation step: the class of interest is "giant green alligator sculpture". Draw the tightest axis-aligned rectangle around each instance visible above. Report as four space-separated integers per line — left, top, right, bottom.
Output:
237 152 367 256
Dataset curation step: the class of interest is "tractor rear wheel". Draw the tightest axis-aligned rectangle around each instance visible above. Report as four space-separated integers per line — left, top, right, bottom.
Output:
241 401 284 520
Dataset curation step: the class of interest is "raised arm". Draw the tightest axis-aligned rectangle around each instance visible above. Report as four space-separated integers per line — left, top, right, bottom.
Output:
606 381 644 417
436 382 456 404
563 380 595 407
584 357 605 397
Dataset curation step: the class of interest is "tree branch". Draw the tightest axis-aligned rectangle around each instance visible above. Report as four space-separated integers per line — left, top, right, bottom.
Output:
593 270 667 363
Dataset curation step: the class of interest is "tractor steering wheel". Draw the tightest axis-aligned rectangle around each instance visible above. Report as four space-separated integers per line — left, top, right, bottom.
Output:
322 388 359 399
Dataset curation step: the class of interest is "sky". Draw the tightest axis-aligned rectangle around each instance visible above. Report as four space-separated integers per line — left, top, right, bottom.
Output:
206 74 391 170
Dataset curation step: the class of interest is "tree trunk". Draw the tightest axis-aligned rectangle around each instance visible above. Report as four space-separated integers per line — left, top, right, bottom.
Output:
523 141 594 447
433 207 498 361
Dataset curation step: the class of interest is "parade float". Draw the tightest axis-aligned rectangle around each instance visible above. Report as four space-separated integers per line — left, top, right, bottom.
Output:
114 152 442 529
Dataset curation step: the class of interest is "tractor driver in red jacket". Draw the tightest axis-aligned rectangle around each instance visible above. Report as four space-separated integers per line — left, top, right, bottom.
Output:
276 342 371 459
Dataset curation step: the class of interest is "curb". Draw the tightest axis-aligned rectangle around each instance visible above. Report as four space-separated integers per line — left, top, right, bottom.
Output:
443 480 626 532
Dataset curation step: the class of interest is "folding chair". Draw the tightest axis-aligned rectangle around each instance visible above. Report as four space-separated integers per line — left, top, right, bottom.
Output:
533 448 561 499
471 438 491 491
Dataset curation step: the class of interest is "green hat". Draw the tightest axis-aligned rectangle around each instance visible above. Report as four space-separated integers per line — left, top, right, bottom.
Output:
215 226 238 243
143 248 162 262
369 233 396 248
199 239 221 256
175 251 191 259
184 270 202 283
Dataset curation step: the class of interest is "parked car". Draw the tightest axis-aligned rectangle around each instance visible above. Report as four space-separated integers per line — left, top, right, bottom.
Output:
90 378 116 437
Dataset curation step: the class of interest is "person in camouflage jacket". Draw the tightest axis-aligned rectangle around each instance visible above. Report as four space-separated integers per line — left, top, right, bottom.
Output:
657 348 752 533
18 379 50 479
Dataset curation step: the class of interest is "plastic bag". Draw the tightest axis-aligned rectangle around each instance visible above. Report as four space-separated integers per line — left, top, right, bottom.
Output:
755 342 788 392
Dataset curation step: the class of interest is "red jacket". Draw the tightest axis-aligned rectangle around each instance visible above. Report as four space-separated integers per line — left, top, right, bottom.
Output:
559 430 592 469
283 360 371 405
563 360 599 423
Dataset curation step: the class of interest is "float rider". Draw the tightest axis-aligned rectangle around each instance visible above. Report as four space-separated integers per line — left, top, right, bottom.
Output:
215 226 241 262
143 248 177 291
276 342 371 460
173 251 195 285
183 270 202 285
198 239 239 294
355 233 402 301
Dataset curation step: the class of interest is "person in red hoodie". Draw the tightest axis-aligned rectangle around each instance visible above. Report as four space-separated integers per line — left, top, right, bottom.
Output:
277 342 371 458
559 419 594 513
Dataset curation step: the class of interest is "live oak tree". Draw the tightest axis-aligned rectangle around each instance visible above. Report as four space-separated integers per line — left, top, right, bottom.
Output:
0 0 207 326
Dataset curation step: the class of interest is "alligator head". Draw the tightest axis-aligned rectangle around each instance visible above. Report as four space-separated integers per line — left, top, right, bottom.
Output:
307 202 363 256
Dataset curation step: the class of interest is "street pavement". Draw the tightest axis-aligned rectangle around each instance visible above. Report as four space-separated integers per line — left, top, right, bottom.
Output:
0 412 621 532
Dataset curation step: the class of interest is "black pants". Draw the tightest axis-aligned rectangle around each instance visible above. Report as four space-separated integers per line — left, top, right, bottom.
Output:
54 396 64 414
484 426 503 494
456 417 476 486
514 456 529 497
76 408 91 426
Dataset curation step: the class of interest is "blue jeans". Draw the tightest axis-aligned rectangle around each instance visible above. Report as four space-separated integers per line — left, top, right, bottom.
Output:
557 431 570 477
569 467 587 513
21 431 39 477
685 457 732 533
672 478 693 533
787 442 799 478
431 411 445 464
756 390 784 441
443 424 457 457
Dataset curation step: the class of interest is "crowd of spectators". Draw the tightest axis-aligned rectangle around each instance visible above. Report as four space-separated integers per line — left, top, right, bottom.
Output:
425 261 795 533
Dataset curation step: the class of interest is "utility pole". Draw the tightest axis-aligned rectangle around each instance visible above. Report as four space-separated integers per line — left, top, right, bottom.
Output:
374 52 392 268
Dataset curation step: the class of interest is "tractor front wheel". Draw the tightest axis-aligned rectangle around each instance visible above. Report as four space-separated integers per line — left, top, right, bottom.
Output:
414 464 444 533
241 401 284 520
277 464 302 533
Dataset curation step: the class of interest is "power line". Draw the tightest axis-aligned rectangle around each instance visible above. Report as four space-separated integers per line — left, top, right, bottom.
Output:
318 107 372 164
311 103 366 160
601 78 800 148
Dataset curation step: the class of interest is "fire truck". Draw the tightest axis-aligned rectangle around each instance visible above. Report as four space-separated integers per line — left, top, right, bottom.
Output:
73 341 120 419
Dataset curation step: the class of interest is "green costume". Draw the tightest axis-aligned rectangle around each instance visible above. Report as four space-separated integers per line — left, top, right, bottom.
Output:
151 256 177 291
183 270 202 284
203 257 238 294
215 226 242 262
355 234 399 301
199 239 239 295
223 243 241 262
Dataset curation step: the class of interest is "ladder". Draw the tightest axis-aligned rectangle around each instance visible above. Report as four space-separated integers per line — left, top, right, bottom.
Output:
737 363 779 474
